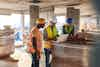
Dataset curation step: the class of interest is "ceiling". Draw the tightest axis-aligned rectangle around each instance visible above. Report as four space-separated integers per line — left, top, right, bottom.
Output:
0 0 95 16
0 0 88 10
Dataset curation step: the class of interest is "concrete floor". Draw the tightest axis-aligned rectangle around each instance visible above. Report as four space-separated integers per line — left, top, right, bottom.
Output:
0 47 45 67
0 47 30 67
0 32 99 67
0 57 17 67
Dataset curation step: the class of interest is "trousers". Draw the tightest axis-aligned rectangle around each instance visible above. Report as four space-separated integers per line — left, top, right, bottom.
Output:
44 48 52 67
31 52 39 67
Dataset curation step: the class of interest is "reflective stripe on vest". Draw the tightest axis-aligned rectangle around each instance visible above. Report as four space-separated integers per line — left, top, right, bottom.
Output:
65 25 74 33
46 25 57 39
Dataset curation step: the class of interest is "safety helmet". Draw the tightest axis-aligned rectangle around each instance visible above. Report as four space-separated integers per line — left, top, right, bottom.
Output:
49 20 57 24
37 18 45 24
66 18 73 24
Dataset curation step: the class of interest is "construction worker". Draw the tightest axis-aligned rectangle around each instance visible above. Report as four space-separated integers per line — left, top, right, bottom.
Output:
63 18 74 36
27 18 45 67
73 29 87 44
44 21 58 41
43 20 58 67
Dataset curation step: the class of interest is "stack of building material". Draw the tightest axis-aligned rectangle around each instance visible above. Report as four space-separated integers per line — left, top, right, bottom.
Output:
0 25 15 57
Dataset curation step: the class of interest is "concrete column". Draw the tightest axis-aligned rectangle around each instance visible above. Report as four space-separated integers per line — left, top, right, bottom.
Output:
96 15 100 30
30 5 39 30
48 6 55 21
39 6 55 22
21 13 25 34
21 11 25 45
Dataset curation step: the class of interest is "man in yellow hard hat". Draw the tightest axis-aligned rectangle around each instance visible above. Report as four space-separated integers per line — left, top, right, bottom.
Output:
27 18 45 67
43 20 58 67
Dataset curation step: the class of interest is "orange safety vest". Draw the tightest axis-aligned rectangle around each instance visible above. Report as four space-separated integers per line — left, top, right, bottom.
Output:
28 27 42 53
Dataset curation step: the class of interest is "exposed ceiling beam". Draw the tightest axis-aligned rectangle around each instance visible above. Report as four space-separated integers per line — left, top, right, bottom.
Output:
0 1 29 10
37 0 82 8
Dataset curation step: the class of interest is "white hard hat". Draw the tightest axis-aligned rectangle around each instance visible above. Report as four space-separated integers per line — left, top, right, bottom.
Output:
49 17 57 24
49 21 56 24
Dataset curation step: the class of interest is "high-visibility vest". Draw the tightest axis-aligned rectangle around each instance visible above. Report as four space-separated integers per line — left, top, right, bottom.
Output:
46 25 58 39
44 41 52 48
43 25 58 48
64 25 74 34
28 27 42 53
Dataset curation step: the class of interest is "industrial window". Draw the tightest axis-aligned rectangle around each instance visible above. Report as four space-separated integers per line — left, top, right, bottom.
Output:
56 16 66 35
0 15 11 29
80 16 97 32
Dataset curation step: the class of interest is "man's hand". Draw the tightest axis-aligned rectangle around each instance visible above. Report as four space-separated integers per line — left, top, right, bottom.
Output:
27 47 35 54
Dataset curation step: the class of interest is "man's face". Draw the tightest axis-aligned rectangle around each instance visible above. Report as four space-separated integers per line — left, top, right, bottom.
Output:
68 23 72 26
49 23 53 26
49 22 55 26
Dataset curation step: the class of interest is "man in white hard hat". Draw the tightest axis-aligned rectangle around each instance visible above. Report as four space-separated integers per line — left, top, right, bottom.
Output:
43 20 58 67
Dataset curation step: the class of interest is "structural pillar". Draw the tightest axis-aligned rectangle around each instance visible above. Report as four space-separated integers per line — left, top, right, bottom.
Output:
30 5 39 30
96 15 100 30
21 11 25 45
39 6 55 22
21 12 25 34
48 6 55 21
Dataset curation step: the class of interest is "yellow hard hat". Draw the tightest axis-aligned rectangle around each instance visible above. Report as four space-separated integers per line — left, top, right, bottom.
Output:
37 18 45 24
